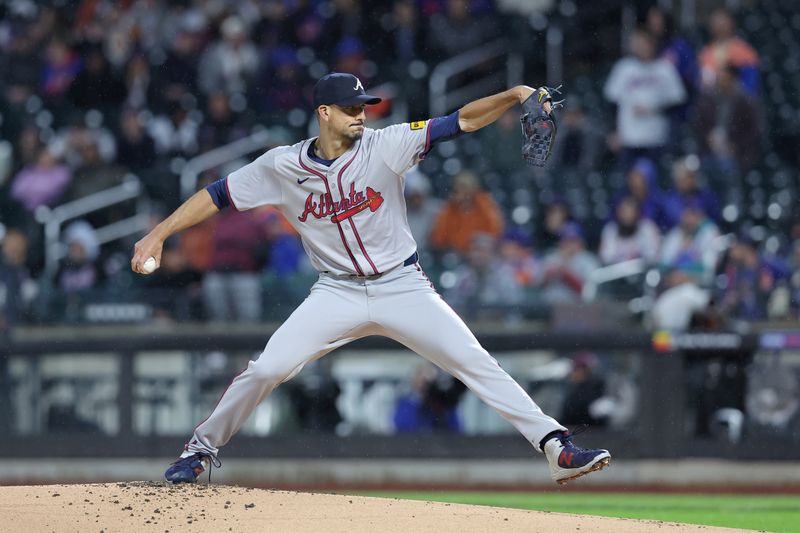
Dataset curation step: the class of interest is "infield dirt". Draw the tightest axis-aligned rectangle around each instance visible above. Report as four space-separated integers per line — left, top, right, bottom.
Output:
0 482 753 532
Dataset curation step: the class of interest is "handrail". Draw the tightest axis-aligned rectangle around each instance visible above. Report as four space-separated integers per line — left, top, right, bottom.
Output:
583 233 736 302
35 174 146 277
582 258 646 302
179 126 290 200
429 40 523 117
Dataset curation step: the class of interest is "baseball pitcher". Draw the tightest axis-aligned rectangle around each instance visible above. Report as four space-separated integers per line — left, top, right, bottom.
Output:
131 73 610 485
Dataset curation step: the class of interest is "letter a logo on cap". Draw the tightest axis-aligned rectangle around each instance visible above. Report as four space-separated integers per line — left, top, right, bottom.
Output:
353 77 364 91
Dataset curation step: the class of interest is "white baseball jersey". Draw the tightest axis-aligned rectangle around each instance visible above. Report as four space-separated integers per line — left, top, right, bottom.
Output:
226 121 433 276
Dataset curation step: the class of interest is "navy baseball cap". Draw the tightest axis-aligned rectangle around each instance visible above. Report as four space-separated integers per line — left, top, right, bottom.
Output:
313 72 382 109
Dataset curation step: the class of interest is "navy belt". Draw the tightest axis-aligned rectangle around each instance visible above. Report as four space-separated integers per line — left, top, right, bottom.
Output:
402 251 419 267
324 252 418 279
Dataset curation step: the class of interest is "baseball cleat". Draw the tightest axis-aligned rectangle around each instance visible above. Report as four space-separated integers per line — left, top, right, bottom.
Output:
543 430 611 485
164 452 220 484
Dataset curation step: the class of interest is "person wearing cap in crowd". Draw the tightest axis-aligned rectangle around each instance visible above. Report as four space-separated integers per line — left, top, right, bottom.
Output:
538 222 600 304
663 156 720 228
660 199 721 283
651 257 711 331
614 157 669 230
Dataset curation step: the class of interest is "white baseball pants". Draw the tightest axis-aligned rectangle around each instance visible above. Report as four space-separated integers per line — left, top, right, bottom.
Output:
185 263 565 457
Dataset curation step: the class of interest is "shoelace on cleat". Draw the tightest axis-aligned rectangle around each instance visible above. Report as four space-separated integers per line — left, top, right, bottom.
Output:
205 453 222 485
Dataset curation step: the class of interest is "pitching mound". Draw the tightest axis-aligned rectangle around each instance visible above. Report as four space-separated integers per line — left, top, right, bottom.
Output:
0 482 749 532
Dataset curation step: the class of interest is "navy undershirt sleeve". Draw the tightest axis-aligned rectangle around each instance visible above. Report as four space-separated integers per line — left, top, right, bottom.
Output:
206 178 230 210
428 110 464 145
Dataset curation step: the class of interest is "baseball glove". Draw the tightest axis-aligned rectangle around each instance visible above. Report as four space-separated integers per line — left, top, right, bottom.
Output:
520 85 564 167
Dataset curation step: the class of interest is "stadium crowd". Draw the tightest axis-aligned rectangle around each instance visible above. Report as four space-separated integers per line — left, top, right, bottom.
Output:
0 0 796 332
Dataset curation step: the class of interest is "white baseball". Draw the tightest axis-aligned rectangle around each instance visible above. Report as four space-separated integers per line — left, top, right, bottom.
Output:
142 257 157 274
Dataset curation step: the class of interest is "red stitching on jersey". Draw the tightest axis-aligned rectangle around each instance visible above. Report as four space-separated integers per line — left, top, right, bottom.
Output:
336 143 380 275
298 141 364 275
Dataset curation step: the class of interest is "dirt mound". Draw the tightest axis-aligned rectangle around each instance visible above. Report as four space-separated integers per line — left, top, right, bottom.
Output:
0 482 750 532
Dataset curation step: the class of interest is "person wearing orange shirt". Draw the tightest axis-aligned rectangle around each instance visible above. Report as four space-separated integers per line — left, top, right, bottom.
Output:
429 171 504 254
699 8 759 95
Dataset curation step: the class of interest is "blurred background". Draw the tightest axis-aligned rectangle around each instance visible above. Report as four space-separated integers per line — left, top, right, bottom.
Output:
0 0 799 490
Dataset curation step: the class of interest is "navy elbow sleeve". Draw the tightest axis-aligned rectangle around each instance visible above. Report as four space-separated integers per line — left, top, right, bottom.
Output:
428 110 463 145
206 178 231 210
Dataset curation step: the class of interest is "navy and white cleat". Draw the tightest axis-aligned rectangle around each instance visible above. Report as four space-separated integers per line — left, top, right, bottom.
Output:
164 452 220 484
543 429 611 485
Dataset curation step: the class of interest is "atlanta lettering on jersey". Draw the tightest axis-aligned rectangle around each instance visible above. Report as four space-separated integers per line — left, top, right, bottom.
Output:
298 182 384 223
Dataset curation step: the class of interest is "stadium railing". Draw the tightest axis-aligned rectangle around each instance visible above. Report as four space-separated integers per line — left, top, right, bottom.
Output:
34 175 149 278
429 40 524 117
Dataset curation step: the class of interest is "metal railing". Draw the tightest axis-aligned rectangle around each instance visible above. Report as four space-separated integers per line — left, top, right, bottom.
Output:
583 233 736 302
35 175 149 277
582 258 646 302
179 126 291 200
429 40 524 117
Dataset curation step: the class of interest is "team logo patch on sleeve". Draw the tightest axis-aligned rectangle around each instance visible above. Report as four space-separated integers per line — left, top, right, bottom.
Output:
410 120 427 130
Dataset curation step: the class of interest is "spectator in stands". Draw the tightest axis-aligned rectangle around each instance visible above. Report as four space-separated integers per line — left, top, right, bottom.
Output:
646 7 700 108
699 8 759 95
788 241 800 317
153 28 203 112
427 0 498 61
12 126 44 175
560 352 608 427
57 220 102 295
651 260 711 331
499 227 540 288
404 169 442 257
663 156 720 228
430 171 504 254
718 235 786 322
0 228 34 327
143 244 203 321
599 196 660 265
10 148 72 213
323 0 365 63
198 16 259 98
116 109 156 173
604 29 686 168
40 39 82 111
386 0 421 66
539 223 600 304
476 108 524 177
660 201 721 282
616 158 669 229
444 233 522 319
63 135 126 203
539 197 572 251
68 46 127 114
694 65 762 174
198 92 248 153
254 46 307 115
549 98 603 173
1 33 41 110
394 363 465 433
123 54 154 111
261 208 307 279
203 209 270 322
147 101 200 157
333 37 373 85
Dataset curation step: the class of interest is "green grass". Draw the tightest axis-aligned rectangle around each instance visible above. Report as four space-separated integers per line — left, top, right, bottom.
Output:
354 491 800 532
